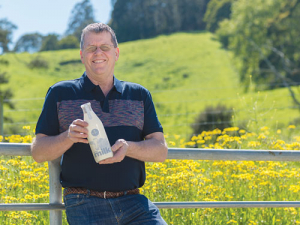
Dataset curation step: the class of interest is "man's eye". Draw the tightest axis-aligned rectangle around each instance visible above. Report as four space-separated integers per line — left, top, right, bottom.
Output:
86 46 97 52
100 45 111 51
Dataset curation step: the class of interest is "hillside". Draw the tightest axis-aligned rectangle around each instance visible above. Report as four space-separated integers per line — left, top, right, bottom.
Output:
1 32 299 137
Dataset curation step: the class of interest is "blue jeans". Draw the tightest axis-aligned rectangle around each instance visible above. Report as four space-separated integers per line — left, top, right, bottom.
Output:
64 191 167 225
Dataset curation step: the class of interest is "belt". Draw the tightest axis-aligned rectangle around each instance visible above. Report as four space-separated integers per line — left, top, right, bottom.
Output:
64 187 140 199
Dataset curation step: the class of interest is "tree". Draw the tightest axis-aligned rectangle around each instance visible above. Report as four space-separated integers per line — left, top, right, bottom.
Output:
177 0 210 31
111 0 117 7
0 63 15 135
65 0 96 41
0 18 17 53
40 34 59 51
13 32 43 53
0 71 14 109
58 35 80 49
204 0 235 32
216 0 300 107
110 0 210 43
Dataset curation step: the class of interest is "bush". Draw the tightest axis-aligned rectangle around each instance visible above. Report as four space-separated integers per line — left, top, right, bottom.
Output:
28 57 49 69
0 59 9 65
58 35 79 50
191 104 233 135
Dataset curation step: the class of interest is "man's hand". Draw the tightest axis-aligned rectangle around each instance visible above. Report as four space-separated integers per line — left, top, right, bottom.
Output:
98 132 168 164
99 139 129 164
32 119 88 163
67 119 89 144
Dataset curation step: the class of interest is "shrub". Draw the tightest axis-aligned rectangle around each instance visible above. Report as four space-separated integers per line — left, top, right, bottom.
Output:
28 57 49 69
191 104 233 135
58 35 79 50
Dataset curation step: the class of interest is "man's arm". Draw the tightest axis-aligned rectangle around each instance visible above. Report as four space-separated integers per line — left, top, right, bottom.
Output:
31 119 89 163
99 132 168 164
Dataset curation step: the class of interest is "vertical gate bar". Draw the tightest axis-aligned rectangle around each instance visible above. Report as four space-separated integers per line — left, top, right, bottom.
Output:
49 157 62 225
0 95 3 136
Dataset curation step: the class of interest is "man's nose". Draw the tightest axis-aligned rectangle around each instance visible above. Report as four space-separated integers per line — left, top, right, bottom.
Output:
94 47 104 54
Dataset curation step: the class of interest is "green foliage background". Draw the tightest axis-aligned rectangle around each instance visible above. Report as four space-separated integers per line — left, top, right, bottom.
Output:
0 32 299 137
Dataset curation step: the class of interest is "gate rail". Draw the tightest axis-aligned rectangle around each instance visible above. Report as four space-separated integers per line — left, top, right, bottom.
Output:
1 143 300 224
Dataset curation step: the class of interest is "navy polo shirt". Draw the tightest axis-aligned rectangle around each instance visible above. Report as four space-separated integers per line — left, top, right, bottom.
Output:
36 72 163 191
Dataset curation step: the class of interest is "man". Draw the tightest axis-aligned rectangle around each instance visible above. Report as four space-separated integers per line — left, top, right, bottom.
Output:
31 23 168 225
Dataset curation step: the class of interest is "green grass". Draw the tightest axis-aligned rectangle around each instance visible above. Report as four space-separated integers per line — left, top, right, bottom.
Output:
1 31 299 136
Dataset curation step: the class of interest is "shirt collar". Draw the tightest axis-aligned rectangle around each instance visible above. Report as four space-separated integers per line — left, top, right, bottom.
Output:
80 72 123 94
113 76 123 94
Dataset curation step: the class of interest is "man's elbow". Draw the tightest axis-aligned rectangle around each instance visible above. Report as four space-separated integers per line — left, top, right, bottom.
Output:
158 144 168 162
31 151 46 163
31 143 46 163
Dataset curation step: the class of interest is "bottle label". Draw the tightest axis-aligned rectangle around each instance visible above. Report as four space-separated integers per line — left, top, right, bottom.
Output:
91 129 99 136
90 138 112 156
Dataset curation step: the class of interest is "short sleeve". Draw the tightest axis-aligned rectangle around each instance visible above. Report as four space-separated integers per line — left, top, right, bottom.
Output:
35 87 60 136
142 89 163 137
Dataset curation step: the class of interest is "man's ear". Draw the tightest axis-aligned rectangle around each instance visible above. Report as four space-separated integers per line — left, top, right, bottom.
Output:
80 50 84 63
115 47 120 61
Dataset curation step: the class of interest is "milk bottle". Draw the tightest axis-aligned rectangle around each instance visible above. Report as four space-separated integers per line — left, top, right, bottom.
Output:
81 102 113 162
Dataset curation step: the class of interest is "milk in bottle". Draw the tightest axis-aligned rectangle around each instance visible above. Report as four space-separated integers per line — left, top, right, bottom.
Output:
81 102 113 162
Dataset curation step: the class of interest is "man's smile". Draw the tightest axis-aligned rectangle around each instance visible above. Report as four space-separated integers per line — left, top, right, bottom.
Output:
93 59 106 64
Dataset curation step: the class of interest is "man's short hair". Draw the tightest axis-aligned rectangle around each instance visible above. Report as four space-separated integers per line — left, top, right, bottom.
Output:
80 23 118 50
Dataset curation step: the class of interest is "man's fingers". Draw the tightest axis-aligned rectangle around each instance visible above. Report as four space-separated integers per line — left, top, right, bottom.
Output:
73 119 88 127
70 120 88 133
111 140 123 152
67 119 89 143
111 139 127 152
99 139 128 164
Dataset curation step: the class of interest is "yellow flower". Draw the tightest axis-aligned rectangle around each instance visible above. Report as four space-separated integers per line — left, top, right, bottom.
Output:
227 219 238 224
289 185 300 193
22 126 31 130
260 126 269 131
239 129 246 134
191 136 198 141
247 141 261 148
258 133 266 139
168 141 176 146
174 134 180 140
288 125 296 129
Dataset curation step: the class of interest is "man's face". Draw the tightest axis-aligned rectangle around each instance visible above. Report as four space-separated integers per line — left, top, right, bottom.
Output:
80 31 119 82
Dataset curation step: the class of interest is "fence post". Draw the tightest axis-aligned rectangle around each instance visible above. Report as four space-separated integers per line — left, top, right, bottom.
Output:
48 157 62 225
0 95 3 136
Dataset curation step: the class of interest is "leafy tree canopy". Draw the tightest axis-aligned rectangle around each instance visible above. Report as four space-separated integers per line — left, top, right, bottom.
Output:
110 0 210 43
217 0 300 88
65 0 96 41
216 0 300 106
58 35 79 50
40 34 59 51
0 18 17 53
14 32 43 53
204 0 235 32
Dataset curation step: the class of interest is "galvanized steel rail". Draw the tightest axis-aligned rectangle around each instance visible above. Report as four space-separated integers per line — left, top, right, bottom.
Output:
1 143 300 224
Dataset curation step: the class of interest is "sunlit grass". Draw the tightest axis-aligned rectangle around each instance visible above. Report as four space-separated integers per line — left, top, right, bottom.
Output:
2 32 299 137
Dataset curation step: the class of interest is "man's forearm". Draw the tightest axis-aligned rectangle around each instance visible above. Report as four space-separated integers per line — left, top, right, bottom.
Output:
31 119 89 163
127 138 168 162
126 132 168 162
31 131 73 163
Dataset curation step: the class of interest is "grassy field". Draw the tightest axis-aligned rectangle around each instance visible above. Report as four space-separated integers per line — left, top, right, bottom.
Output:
1 31 299 137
